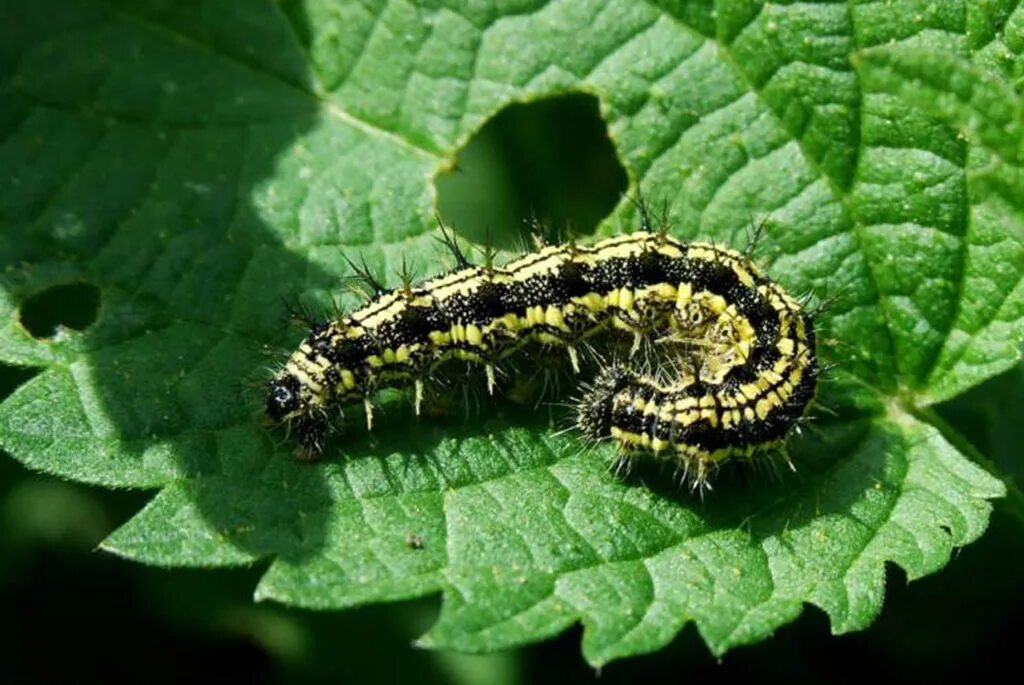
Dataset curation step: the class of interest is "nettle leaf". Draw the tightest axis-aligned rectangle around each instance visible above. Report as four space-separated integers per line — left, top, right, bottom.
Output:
0 0 1020 666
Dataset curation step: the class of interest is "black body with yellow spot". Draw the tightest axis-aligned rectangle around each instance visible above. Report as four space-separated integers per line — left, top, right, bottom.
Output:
267 231 818 470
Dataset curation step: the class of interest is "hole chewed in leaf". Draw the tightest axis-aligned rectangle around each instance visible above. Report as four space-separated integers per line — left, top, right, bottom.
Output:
435 93 627 249
19 282 101 339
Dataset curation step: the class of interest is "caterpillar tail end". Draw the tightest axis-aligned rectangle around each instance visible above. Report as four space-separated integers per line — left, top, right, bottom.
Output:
576 364 635 442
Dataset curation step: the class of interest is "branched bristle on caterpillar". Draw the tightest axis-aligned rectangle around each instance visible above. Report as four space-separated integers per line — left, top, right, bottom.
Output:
744 214 770 259
434 214 474 269
266 229 819 486
280 296 321 329
340 251 387 297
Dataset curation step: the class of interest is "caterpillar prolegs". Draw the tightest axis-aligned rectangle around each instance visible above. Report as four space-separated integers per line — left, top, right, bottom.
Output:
266 227 818 485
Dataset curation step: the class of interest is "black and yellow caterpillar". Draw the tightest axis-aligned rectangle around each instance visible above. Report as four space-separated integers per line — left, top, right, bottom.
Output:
266 228 818 481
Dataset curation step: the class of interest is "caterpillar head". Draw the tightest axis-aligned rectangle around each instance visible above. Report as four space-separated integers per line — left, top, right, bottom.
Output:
266 373 302 422
577 364 636 442
266 370 329 454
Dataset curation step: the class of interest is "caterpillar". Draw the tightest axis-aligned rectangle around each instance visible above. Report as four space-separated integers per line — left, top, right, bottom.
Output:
266 224 818 485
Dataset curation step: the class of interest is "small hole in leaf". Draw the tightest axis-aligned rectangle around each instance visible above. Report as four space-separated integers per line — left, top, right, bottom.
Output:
19 282 100 339
435 93 628 249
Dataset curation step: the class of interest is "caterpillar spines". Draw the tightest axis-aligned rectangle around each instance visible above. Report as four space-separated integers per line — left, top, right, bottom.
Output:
266 227 819 482
280 295 322 329
340 250 387 297
395 253 420 297
434 214 475 270
622 188 672 238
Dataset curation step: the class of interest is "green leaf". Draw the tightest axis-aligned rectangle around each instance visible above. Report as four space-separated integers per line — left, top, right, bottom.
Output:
0 0 1019 666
